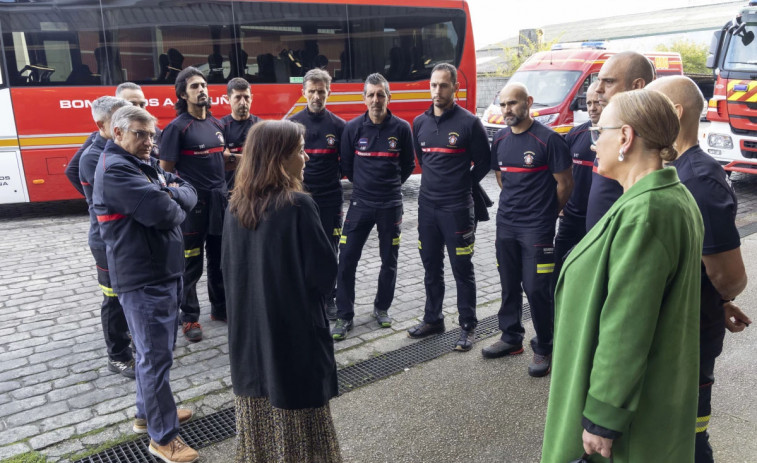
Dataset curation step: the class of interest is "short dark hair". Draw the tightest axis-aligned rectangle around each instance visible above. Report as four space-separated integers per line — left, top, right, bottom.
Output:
174 66 206 115
303 69 332 89
431 63 457 85
227 77 250 95
364 73 390 96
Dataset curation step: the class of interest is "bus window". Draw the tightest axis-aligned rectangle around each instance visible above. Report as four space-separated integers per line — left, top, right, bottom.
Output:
101 2 235 85
345 5 465 82
233 2 349 83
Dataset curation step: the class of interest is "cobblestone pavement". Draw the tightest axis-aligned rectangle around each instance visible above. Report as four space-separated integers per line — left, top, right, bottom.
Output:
1 170 756 461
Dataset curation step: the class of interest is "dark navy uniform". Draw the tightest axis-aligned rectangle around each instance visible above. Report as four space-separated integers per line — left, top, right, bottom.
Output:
336 110 415 321
670 145 741 463
412 103 490 329
554 121 594 277
490 120 571 355
78 134 132 364
220 113 260 190
585 158 623 231
290 108 346 251
160 112 228 323
65 131 97 197
94 140 197 446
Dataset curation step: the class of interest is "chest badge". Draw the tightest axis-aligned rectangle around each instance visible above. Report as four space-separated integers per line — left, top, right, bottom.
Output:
388 137 399 150
216 131 225 145
326 134 336 146
448 132 459 146
523 151 535 167
358 138 368 150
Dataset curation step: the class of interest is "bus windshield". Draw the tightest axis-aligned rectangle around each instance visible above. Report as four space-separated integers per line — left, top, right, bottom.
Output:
507 70 581 107
723 22 757 72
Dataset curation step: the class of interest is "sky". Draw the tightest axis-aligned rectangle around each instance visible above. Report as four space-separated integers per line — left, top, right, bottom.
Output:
466 0 721 48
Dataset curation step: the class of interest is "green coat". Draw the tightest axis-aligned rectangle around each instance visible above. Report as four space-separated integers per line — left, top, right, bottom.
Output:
541 168 703 463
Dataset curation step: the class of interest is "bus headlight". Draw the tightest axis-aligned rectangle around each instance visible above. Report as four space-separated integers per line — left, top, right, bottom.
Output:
707 133 733 150
534 114 557 125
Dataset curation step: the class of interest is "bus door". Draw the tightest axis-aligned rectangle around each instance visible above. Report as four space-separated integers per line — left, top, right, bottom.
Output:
0 60 28 204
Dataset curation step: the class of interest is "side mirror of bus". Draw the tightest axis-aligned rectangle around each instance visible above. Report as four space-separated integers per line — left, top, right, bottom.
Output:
706 54 716 69
570 94 587 112
743 30 754 46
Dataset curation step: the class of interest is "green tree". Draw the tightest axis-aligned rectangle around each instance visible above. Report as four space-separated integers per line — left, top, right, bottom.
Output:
656 39 709 74
487 33 562 77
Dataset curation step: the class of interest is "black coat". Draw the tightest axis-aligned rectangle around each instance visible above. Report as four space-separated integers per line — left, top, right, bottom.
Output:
222 192 338 409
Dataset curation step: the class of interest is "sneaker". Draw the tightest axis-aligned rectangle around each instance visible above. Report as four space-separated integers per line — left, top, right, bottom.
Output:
182 322 202 342
149 435 198 463
331 318 353 341
407 320 445 339
134 408 193 434
481 340 524 359
325 299 337 321
528 352 552 377
373 309 392 328
108 359 136 379
454 327 475 352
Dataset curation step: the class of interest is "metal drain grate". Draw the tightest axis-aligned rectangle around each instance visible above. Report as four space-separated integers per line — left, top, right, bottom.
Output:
74 305 530 463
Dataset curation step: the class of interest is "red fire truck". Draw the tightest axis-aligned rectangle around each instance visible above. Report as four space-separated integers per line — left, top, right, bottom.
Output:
702 1 757 173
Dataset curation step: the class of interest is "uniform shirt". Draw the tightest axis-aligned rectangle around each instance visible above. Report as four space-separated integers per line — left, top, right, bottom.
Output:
563 121 595 219
78 133 108 249
341 110 415 208
585 160 623 231
490 120 571 229
160 112 226 192
290 108 346 207
220 113 260 188
65 131 97 196
413 103 490 211
670 145 741 355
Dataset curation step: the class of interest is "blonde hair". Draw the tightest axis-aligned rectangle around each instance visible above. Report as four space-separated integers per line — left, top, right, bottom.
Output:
611 89 679 162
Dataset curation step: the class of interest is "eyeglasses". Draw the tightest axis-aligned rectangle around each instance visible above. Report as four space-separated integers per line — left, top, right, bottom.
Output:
129 129 156 143
588 125 622 144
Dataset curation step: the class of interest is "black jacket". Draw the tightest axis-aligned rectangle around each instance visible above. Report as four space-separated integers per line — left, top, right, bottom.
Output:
93 140 197 293
222 192 338 409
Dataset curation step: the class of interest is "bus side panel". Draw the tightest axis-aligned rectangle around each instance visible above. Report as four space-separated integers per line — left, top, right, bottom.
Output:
0 88 28 204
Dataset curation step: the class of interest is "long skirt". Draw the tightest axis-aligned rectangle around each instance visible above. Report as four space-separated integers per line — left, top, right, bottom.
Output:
234 395 342 463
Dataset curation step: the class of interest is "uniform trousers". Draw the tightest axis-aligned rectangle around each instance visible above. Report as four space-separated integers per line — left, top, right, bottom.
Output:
181 196 225 323
315 201 344 300
495 224 555 356
553 213 587 282
696 352 716 463
118 278 181 445
336 204 402 321
91 246 132 362
417 203 477 329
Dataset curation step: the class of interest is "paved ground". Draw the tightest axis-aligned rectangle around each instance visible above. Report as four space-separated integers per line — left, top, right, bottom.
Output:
1 169 756 462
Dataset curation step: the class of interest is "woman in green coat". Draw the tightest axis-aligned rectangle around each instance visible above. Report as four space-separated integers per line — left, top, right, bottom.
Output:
541 90 704 462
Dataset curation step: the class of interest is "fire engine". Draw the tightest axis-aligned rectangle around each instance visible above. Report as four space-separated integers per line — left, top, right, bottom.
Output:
702 1 757 173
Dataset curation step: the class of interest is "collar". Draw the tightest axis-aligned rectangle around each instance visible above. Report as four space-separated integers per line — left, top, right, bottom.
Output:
424 103 458 121
362 109 394 127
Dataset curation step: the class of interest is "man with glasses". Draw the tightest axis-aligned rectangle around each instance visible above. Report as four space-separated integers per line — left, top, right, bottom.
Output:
585 51 655 231
94 105 198 463
482 82 572 378
160 67 228 341
554 81 602 279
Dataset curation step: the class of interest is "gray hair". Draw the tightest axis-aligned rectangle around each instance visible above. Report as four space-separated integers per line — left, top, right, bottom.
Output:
364 73 390 96
110 106 158 139
91 96 130 123
303 69 332 89
115 82 141 97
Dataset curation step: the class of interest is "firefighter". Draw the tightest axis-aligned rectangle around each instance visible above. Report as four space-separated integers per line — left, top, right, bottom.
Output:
330 73 415 340
407 63 490 351
160 67 227 342
220 77 260 191
482 82 573 378
289 69 346 320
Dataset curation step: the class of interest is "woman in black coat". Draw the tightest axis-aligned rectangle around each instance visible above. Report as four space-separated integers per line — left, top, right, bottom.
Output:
222 120 341 463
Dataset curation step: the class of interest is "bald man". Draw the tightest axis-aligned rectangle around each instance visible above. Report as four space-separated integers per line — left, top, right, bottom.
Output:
585 51 655 231
554 81 602 279
483 83 573 377
648 76 750 463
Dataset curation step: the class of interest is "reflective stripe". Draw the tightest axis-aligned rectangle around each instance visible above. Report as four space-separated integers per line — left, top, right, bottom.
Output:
572 159 594 167
97 213 126 223
180 146 224 156
696 415 710 433
536 263 555 274
229 146 243 154
392 235 401 246
339 235 347 244
332 228 342 236
307 148 337 155
355 150 399 158
184 248 201 258
417 240 422 250
499 165 549 173
421 147 466 154
456 243 474 255
99 284 117 297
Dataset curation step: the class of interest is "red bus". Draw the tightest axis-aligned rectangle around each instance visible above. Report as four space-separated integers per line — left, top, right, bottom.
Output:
0 0 477 204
